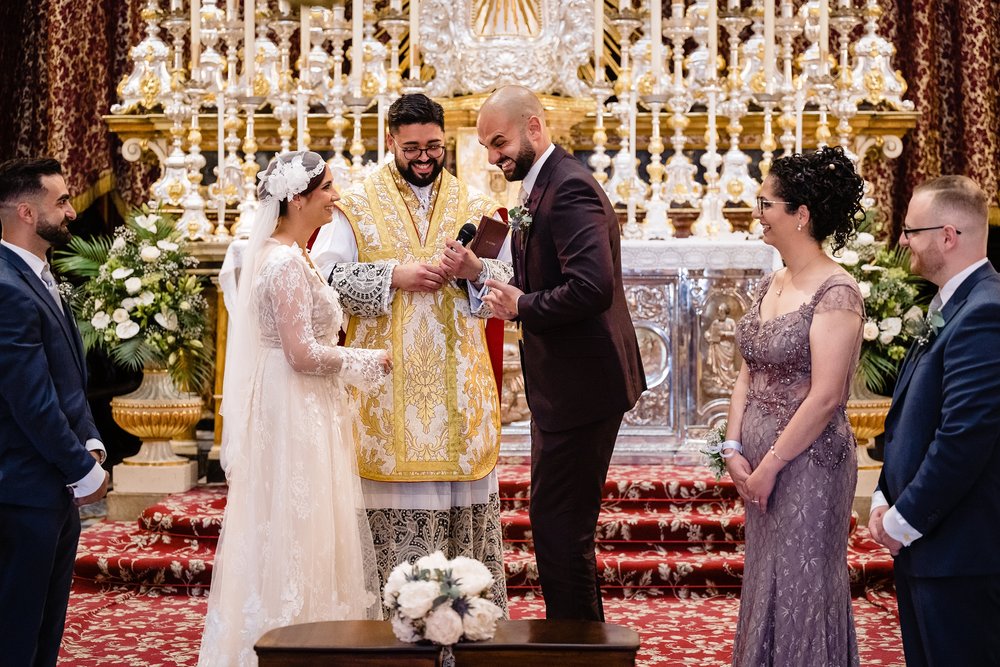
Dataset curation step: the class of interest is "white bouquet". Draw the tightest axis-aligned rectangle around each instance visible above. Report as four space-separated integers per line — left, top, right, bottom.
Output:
384 551 503 646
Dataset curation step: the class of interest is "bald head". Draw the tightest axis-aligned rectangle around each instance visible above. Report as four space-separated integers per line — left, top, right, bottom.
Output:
477 86 551 183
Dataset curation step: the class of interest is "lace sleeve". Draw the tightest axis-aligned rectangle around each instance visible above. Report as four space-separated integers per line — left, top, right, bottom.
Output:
329 261 397 318
470 257 514 319
264 252 385 380
814 276 865 319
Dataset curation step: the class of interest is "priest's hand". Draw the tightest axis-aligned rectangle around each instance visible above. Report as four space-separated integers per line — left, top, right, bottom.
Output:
483 279 522 320
391 262 448 292
440 240 484 281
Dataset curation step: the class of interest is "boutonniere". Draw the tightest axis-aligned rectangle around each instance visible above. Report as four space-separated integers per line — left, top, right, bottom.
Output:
508 206 533 234
57 281 75 302
905 306 945 347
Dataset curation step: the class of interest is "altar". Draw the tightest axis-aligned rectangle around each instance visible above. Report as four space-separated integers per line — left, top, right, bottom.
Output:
500 236 780 461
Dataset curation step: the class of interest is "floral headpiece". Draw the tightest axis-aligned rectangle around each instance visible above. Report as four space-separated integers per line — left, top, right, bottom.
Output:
258 154 326 204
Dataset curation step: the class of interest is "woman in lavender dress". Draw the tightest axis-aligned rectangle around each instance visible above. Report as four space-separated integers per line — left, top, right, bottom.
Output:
724 146 866 666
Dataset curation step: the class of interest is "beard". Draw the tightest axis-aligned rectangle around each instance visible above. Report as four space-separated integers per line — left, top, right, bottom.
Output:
498 132 537 183
396 154 445 188
36 213 73 246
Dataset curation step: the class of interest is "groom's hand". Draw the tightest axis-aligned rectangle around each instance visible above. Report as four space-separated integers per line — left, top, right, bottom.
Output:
75 471 110 507
483 279 522 320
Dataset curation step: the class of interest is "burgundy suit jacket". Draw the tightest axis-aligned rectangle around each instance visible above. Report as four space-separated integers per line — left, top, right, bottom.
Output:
513 145 646 432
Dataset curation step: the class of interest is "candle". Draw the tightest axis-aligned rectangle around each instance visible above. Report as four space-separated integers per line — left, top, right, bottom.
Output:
594 0 604 82
171 0 183 11
300 4 311 73
650 0 662 85
409 0 420 80
244 0 255 93
216 94 225 208
297 93 306 151
191 0 201 71
279 0 290 14
377 95 385 163
707 0 717 79
618 0 629 10
390 0 401 12
818 0 829 76
763 0 775 94
226 0 234 20
352 0 364 94
795 85 804 153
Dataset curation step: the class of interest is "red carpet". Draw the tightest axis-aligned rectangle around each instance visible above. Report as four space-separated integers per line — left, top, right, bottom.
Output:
63 463 905 665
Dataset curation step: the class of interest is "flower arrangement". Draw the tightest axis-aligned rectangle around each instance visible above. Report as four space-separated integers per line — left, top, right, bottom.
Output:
826 213 929 394
507 206 533 234
701 420 730 480
52 207 212 392
384 551 504 646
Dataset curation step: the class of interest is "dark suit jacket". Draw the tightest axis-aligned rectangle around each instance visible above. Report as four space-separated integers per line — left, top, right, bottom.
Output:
878 261 1000 577
0 244 99 509
513 145 646 432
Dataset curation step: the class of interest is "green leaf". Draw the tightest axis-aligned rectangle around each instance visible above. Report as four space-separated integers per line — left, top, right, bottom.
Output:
52 236 111 278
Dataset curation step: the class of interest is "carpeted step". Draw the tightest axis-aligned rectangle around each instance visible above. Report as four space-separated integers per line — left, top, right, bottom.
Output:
138 485 226 541
499 464 739 510
74 521 215 592
502 505 746 550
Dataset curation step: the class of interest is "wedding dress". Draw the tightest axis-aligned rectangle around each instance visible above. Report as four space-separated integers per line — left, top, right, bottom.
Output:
198 239 384 667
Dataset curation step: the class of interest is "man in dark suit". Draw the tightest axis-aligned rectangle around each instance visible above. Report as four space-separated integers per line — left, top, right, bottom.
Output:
0 158 109 667
869 175 1000 666
478 86 646 621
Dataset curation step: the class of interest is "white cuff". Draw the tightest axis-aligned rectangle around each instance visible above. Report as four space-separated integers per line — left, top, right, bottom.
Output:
870 489 888 510
883 506 923 546
70 460 106 499
85 438 106 465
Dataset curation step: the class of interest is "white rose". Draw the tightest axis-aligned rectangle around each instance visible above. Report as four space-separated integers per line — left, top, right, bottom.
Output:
423 604 464 645
879 317 902 337
140 246 161 262
839 250 860 266
91 311 111 330
396 581 441 620
863 321 880 341
121 297 137 311
156 239 179 251
266 173 288 200
134 214 159 231
855 232 876 246
448 557 494 597
415 551 450 573
154 310 179 331
124 277 143 294
858 281 871 299
461 598 503 642
384 564 412 605
111 237 126 251
112 267 134 280
112 308 130 324
390 612 422 643
139 290 156 306
115 320 140 340
861 264 887 273
879 331 895 345
903 305 924 322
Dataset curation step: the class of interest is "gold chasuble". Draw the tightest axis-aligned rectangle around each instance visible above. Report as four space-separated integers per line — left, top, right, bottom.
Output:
337 162 501 482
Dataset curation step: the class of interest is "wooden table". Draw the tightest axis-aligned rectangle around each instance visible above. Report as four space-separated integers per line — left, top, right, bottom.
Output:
256 619 640 666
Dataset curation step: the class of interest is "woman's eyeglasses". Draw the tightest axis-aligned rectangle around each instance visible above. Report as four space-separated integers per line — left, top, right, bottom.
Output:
755 196 791 211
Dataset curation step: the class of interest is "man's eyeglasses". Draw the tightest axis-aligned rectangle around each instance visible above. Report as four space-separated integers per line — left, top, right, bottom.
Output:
901 225 962 239
399 145 445 160
755 196 792 211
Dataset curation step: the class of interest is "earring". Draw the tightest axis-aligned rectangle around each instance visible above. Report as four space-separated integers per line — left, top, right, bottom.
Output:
796 222 803 231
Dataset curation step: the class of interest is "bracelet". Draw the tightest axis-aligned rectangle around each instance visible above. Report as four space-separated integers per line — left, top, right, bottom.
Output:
720 440 742 458
770 445 791 463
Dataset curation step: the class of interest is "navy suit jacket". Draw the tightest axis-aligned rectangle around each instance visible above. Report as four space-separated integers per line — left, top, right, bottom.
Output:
513 145 646 432
878 261 1000 577
0 244 99 509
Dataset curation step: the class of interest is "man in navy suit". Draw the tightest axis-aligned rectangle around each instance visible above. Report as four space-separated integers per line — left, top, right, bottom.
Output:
478 86 646 621
869 175 1000 666
0 158 109 667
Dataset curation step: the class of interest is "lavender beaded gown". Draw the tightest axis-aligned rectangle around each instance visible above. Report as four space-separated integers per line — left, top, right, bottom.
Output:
732 273 863 667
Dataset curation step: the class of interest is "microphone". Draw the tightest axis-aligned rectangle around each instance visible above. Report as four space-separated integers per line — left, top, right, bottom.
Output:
457 222 477 247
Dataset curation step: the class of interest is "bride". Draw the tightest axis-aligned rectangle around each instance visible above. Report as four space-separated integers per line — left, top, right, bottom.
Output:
198 151 391 667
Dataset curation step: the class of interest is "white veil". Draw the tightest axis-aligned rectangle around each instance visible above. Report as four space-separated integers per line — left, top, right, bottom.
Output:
219 150 327 478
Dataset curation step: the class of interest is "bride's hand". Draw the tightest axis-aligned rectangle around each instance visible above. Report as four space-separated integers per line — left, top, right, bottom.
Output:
380 350 393 375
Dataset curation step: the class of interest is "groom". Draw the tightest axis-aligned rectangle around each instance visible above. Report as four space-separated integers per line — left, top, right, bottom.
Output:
0 158 109 667
869 176 1000 666
479 86 646 621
